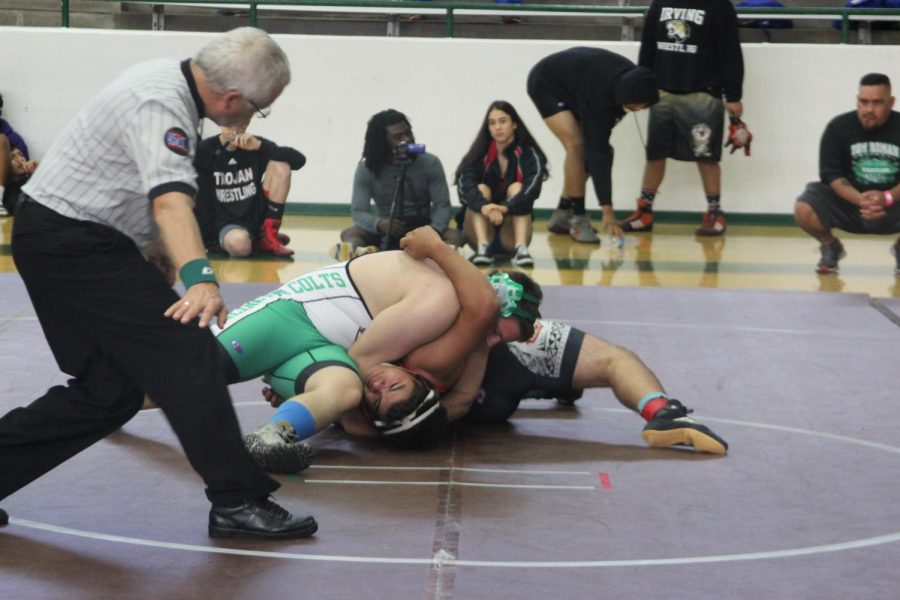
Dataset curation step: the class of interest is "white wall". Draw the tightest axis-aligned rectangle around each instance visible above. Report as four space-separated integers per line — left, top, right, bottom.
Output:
3 27 899 215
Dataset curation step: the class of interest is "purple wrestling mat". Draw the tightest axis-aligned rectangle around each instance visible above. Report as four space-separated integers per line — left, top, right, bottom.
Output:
0 275 898 600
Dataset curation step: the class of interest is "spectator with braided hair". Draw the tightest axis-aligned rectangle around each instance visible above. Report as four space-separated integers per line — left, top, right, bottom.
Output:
337 109 462 257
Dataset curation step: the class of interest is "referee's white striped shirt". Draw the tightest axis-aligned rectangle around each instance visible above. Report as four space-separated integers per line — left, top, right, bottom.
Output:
23 58 200 248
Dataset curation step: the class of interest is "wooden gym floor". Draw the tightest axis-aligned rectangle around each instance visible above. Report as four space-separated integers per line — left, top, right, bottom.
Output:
1 214 898 296
208 215 898 297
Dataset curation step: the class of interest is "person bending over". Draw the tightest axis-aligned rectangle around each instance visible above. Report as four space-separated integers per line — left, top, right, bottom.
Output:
527 47 658 243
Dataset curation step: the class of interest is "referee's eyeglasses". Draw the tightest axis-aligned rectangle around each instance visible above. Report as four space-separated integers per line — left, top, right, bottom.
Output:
247 99 271 120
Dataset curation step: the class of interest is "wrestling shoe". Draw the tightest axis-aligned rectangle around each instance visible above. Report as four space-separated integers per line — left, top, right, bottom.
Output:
555 391 583 407
695 210 726 236
547 208 574 234
569 214 600 244
258 218 295 256
511 244 534 267
244 422 315 474
619 199 654 232
209 496 318 540
0 507 8 525
470 243 493 266
641 399 728 455
816 238 845 274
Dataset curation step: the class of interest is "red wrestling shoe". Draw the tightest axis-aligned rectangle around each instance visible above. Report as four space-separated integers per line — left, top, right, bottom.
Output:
258 218 294 256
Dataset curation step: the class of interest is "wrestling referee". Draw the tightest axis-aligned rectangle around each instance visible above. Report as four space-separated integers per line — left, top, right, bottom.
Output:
0 28 316 540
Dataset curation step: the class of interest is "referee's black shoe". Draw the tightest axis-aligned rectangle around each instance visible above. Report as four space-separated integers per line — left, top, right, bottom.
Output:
209 496 317 540
641 399 728 455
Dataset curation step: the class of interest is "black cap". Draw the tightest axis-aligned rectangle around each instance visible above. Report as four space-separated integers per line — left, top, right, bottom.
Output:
614 67 659 106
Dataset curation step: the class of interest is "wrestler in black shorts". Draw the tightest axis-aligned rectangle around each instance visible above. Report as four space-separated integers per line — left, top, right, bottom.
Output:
465 319 584 424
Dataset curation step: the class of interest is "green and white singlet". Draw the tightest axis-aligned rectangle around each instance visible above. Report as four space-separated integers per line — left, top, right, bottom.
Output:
214 262 372 398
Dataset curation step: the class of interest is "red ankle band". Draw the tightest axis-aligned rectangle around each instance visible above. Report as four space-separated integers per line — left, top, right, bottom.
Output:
641 397 669 422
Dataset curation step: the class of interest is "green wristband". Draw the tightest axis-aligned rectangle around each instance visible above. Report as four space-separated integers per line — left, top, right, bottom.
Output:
179 258 217 289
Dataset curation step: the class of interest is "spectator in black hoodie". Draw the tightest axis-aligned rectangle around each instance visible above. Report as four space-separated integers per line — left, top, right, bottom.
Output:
527 47 658 244
619 0 744 237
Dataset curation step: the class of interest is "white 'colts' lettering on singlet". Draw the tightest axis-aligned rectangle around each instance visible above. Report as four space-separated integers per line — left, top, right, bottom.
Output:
223 262 373 349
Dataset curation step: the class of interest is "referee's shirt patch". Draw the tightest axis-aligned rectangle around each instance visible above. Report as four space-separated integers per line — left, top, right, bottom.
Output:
164 127 190 156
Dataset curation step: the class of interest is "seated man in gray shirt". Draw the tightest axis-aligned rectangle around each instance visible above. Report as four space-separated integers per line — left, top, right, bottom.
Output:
337 109 463 257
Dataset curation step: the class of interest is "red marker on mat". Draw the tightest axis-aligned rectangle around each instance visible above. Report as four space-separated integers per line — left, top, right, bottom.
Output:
598 472 612 489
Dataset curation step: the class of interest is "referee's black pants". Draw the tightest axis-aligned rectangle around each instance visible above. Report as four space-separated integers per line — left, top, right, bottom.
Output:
0 200 279 506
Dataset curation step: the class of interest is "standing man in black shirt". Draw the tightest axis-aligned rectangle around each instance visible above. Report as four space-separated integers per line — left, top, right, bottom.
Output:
527 47 659 244
794 73 900 275
620 0 744 236
195 122 306 257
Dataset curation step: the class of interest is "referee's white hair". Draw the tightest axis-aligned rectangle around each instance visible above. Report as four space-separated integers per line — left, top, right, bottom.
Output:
194 27 291 106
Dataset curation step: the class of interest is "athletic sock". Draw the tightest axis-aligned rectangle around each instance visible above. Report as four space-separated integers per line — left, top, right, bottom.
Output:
268 401 317 440
569 196 587 216
265 196 285 220
705 193 721 213
557 196 573 211
637 392 669 422
640 189 657 209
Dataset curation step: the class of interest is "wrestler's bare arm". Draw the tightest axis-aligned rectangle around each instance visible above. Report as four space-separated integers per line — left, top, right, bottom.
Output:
437 345 490 422
347 252 459 375
399 227 499 385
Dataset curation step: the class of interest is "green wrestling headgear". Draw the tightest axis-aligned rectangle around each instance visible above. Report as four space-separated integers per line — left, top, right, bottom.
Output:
488 272 541 323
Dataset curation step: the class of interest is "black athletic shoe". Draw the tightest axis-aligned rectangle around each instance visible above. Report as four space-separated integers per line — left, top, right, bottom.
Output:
817 239 845 274
511 244 534 268
470 243 493 266
209 496 318 540
642 399 728 455
0 508 8 526
244 423 315 474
